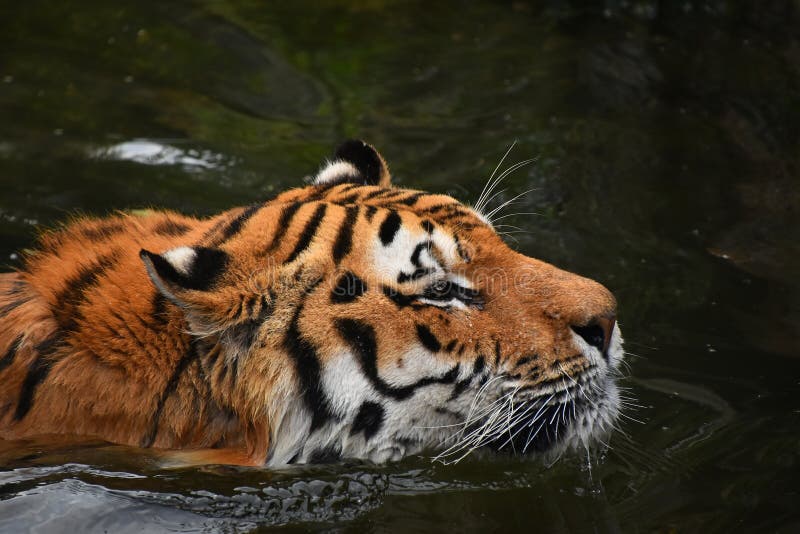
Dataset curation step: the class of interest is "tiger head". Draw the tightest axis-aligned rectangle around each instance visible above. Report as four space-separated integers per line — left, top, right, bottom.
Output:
140 140 623 466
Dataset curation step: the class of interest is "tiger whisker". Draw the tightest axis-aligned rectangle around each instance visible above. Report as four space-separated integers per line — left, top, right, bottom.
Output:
618 412 646 425
434 386 523 463
477 159 537 217
435 385 516 448
484 189 537 222
488 211 540 223
474 141 517 213
494 396 552 451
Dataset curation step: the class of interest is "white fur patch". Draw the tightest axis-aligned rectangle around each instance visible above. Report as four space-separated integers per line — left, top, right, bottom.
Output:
313 160 359 185
379 346 455 388
429 228 460 267
605 323 625 369
162 246 196 275
372 224 439 283
321 352 375 416
417 297 468 309
267 400 312 466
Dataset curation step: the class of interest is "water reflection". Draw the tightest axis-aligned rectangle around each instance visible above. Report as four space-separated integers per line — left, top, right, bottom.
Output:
91 139 232 170
0 479 228 534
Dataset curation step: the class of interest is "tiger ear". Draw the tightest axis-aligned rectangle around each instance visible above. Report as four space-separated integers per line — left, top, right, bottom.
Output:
312 139 392 187
140 246 229 305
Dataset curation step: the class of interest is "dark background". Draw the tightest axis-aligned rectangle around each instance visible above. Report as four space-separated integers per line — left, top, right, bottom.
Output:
1 1 798 532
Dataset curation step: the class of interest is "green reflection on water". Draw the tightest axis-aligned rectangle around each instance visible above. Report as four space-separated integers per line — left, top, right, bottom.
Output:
1 0 799 532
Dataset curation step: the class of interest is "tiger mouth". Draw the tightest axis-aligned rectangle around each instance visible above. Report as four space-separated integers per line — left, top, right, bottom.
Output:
482 395 579 455
432 368 617 464
483 377 616 456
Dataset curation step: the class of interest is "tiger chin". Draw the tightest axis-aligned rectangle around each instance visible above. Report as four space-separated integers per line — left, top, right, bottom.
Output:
0 140 624 468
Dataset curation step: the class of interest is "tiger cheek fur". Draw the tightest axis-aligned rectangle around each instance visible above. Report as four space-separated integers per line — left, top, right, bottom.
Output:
0 139 624 466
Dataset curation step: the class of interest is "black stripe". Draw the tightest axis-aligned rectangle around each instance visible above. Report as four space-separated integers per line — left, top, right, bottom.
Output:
515 356 532 368
54 252 119 331
364 206 378 222
14 333 63 421
245 294 259 318
436 209 471 221
285 204 327 263
420 203 458 214
0 295 29 319
306 182 343 202
363 188 393 201
350 401 385 441
533 375 579 392
211 203 261 246
450 377 472 399
378 211 402 246
153 219 192 237
373 189 407 201
332 206 359 265
201 217 228 243
382 286 420 309
79 221 125 242
226 294 274 356
230 297 245 323
421 219 435 233
416 324 442 352
394 192 424 206
410 241 432 267
0 335 23 373
335 183 363 194
453 234 471 262
141 338 201 447
266 202 303 253
331 272 367 304
397 267 434 284
338 192 361 204
444 340 457 353
335 318 458 400
284 304 336 432
473 355 486 374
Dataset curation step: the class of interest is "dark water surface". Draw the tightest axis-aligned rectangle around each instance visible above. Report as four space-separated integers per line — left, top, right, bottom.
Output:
1 1 799 532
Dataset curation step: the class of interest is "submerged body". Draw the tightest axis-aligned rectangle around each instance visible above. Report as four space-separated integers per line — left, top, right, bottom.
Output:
0 141 623 466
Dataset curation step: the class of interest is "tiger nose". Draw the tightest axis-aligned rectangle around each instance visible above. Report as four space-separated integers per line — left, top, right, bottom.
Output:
571 314 616 357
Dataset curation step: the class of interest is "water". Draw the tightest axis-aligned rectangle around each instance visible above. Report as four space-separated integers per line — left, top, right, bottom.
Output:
1 1 799 531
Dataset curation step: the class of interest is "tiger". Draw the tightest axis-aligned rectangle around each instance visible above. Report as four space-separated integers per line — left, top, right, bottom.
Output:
0 140 623 467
